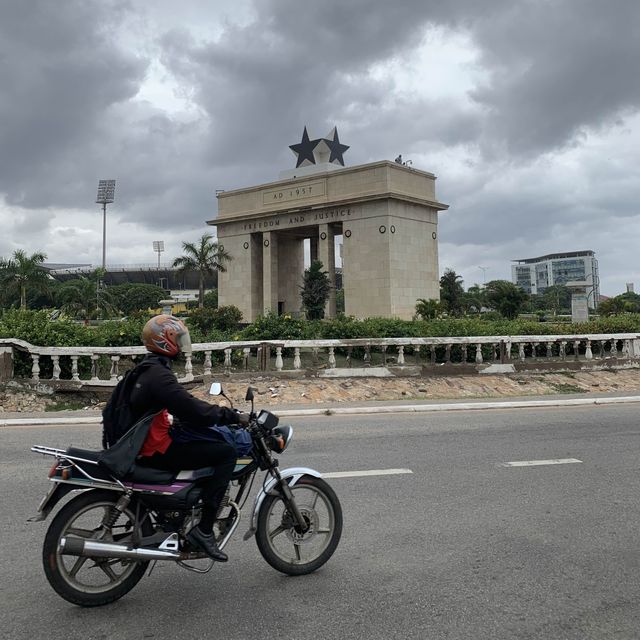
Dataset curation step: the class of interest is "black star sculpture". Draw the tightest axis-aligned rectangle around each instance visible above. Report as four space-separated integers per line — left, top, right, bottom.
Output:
325 127 350 166
289 127 320 168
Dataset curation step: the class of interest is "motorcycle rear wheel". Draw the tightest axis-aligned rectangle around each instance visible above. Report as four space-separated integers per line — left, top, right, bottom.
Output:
256 476 342 575
43 489 152 607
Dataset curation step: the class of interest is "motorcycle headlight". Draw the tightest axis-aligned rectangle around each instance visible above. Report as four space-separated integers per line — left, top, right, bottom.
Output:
268 425 293 453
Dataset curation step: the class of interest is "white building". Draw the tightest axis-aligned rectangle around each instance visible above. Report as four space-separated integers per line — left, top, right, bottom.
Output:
511 250 600 308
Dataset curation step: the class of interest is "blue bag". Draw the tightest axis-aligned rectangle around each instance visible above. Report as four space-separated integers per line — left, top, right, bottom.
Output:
213 426 253 456
170 422 253 456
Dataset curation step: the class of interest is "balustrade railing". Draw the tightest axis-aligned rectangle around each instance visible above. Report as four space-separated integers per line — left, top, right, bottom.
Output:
0 334 639 386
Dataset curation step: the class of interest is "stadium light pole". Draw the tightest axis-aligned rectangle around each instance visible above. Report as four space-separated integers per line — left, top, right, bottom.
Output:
153 240 166 290
96 180 116 270
153 240 165 270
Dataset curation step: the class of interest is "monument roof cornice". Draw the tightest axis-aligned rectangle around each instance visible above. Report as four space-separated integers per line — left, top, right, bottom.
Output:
207 191 448 225
216 160 437 198
210 160 448 223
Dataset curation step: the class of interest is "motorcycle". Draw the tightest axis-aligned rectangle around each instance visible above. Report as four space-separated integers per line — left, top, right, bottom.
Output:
30 384 343 607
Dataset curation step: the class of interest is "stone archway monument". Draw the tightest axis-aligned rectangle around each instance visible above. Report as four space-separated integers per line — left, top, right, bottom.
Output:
208 127 448 321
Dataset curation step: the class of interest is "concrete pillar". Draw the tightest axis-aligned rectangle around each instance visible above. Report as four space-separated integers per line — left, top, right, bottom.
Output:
318 224 336 318
218 233 257 322
249 234 264 321
570 290 589 323
262 231 278 314
0 347 13 382
278 235 304 314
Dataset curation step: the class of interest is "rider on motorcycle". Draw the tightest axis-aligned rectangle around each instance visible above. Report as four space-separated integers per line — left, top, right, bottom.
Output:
130 314 249 562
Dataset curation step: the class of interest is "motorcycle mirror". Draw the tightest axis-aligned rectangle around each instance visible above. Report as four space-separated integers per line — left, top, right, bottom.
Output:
245 387 254 402
209 382 222 396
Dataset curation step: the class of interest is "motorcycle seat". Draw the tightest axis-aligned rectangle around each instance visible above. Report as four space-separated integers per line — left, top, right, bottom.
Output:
65 447 175 484
127 465 176 484
66 446 102 462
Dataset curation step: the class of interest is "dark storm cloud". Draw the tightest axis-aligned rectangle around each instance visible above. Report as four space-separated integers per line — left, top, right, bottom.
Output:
158 0 490 172
0 0 147 208
159 0 640 171
4 0 637 215
1 0 639 294
470 0 640 156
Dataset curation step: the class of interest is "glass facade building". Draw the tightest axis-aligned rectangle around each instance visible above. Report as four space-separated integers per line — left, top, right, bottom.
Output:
511 250 599 308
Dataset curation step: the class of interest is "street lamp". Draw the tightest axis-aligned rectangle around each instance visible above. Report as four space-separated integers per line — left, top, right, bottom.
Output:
478 266 489 284
96 180 116 270
153 240 165 269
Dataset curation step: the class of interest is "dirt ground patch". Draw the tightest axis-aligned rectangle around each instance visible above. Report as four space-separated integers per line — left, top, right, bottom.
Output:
3 368 639 413
190 368 640 407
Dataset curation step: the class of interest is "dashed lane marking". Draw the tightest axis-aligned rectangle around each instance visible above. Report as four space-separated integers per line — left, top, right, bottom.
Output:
323 468 413 478
502 458 583 467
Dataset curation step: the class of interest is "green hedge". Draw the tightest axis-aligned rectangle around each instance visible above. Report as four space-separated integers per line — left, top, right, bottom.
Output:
2 309 639 348
0 309 97 346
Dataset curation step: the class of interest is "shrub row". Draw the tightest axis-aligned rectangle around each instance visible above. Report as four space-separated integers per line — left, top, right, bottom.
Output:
2 309 640 349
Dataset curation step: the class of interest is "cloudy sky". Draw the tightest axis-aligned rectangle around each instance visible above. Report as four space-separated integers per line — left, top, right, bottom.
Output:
1 0 639 295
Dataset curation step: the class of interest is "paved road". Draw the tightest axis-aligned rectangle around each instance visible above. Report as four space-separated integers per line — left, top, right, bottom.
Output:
2 404 640 639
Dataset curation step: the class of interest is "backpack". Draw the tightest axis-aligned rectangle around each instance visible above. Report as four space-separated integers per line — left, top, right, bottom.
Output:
101 362 151 449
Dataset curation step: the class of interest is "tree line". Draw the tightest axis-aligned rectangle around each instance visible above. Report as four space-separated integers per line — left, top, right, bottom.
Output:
417 268 640 320
0 236 330 321
0 234 230 318
2 242 638 323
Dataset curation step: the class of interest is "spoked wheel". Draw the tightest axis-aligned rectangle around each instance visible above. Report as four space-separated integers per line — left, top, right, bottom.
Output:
43 490 152 607
256 476 342 575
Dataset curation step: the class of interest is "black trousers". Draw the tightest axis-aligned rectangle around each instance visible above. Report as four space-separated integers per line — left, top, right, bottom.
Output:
142 435 237 531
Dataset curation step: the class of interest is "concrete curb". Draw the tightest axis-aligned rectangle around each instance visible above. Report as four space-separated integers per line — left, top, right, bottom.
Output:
274 395 640 417
2 395 640 427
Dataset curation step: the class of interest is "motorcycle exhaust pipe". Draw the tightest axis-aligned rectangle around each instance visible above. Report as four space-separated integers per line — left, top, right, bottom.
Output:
60 537 181 562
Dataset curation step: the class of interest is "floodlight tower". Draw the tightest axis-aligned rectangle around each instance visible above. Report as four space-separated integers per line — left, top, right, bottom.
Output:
153 240 165 269
96 180 116 270
153 240 165 288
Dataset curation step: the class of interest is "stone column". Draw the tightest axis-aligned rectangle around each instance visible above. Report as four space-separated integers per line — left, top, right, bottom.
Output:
0 347 13 382
277 235 304 314
262 231 279 315
218 232 259 322
318 223 336 318
249 233 264 321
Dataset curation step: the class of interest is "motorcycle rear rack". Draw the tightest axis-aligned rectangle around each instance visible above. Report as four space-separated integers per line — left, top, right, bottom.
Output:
31 445 96 465
31 445 123 489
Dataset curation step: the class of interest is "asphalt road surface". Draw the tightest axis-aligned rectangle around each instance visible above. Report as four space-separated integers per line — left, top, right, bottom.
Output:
2 404 640 640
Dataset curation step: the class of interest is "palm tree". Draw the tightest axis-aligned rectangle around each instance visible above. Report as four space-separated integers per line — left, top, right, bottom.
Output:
55 273 118 319
439 268 465 316
415 298 442 320
172 234 231 308
462 284 486 315
0 249 50 310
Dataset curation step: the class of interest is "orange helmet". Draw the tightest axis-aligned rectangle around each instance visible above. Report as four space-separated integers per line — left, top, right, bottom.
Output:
142 315 191 358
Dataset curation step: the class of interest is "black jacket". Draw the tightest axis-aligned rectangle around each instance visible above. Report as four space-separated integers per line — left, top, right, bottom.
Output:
129 353 236 427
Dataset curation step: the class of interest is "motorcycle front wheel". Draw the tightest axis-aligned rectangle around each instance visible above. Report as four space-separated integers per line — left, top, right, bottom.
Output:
256 476 342 575
43 489 152 607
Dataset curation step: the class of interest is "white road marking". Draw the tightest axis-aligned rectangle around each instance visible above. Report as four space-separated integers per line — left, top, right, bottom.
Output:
323 468 413 478
502 458 583 467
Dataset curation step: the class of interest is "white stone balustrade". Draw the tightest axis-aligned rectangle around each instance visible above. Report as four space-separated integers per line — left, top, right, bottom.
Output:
0 333 638 386
203 351 212 376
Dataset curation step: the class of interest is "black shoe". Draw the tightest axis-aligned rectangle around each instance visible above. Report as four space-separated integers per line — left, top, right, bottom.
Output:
186 526 228 562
